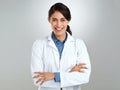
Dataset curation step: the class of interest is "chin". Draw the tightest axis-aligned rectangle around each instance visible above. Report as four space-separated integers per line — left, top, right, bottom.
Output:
54 31 64 36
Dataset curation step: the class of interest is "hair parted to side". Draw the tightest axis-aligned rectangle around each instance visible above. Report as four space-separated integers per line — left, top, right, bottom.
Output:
48 2 72 35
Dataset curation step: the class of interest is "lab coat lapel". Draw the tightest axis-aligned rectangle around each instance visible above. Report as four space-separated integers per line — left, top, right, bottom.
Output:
60 33 75 68
61 32 75 56
47 34 57 50
47 34 60 70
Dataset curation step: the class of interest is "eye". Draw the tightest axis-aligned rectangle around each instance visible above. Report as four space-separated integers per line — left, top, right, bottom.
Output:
52 18 57 22
61 18 66 22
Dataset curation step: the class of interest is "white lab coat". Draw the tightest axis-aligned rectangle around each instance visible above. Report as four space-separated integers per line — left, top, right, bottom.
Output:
31 32 91 90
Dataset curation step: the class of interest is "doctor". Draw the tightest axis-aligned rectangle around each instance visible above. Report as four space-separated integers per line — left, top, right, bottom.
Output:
31 2 91 90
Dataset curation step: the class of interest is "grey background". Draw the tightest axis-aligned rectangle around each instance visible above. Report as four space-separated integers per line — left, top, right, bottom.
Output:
0 0 120 90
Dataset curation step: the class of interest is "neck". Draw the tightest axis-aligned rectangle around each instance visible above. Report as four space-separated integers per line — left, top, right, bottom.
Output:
55 33 66 42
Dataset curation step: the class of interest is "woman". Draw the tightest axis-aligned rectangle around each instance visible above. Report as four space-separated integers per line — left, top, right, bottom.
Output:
31 2 91 90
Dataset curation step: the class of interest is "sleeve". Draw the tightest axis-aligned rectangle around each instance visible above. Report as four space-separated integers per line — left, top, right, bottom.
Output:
31 40 44 87
54 72 60 82
60 39 91 87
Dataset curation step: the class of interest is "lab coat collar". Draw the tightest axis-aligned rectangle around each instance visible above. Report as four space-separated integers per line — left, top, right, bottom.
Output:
47 32 75 43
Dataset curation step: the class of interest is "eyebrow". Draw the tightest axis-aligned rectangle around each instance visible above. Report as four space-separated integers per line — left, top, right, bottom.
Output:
52 17 66 20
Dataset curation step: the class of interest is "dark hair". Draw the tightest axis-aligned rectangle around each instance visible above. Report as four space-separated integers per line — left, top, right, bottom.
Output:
48 3 72 35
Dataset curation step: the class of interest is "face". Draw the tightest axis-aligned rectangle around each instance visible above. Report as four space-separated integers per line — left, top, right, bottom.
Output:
48 11 70 37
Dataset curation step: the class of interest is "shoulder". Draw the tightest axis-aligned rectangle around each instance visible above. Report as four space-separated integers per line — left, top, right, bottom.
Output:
76 38 85 44
68 33 84 44
32 37 48 49
74 37 87 49
74 37 84 44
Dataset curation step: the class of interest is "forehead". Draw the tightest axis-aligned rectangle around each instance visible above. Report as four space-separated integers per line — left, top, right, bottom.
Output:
51 11 65 19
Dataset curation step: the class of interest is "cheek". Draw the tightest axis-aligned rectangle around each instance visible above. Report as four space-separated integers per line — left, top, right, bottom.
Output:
64 21 69 25
64 22 69 27
50 22 56 27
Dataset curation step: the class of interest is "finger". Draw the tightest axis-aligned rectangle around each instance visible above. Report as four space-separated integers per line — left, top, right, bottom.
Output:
39 77 45 85
40 79 44 85
81 67 88 69
77 63 86 66
33 75 39 78
34 72 41 74
78 65 88 69
34 72 45 77
78 65 87 68
35 72 45 76
36 78 41 83
78 63 86 65
69 70 72 72
79 70 85 73
79 68 87 72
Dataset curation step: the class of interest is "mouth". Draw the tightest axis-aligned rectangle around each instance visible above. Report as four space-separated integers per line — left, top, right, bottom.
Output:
55 27 63 31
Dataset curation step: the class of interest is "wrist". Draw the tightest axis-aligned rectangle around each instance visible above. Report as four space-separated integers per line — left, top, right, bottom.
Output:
52 73 55 79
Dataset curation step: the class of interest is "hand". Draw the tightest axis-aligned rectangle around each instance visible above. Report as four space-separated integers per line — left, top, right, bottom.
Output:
69 63 87 72
33 72 55 85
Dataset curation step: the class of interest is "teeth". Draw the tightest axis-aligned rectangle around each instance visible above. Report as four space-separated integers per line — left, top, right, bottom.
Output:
56 28 62 31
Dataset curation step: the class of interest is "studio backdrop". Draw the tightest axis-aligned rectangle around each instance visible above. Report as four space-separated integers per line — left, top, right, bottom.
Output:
0 0 120 90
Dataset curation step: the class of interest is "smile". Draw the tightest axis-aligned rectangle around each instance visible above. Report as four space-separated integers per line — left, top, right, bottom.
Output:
55 27 63 31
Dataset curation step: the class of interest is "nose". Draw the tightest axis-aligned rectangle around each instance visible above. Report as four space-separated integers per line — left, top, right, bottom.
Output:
56 21 61 27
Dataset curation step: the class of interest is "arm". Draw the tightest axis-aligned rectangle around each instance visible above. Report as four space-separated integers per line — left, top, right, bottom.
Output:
31 40 44 86
69 63 88 72
33 63 88 85
60 39 91 87
54 63 87 83
31 40 60 85
31 40 91 87
33 72 55 85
